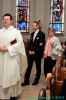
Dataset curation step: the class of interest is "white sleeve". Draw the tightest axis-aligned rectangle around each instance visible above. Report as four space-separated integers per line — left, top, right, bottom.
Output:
56 38 63 57
7 30 26 56
7 46 17 56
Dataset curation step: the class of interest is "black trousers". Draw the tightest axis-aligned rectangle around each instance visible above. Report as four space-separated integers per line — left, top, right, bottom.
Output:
24 54 41 84
44 56 56 77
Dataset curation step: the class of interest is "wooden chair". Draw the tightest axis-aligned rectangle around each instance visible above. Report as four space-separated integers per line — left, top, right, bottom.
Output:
51 67 66 96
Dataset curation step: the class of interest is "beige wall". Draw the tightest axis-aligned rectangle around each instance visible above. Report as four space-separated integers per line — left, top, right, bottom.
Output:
0 0 16 27
0 0 3 28
0 0 66 41
30 0 49 38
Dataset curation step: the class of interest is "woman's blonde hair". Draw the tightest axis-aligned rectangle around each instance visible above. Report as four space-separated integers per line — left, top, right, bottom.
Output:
48 27 55 35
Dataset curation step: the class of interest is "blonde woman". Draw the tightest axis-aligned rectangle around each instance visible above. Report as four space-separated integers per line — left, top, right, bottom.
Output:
44 28 62 78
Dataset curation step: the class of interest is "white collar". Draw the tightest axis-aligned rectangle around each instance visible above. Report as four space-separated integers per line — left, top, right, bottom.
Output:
34 29 39 34
33 29 39 41
2 26 14 30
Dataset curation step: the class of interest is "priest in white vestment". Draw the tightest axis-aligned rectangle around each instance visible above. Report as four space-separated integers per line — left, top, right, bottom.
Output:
0 13 27 100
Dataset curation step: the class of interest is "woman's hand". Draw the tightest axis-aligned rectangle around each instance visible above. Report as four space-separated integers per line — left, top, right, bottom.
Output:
29 50 35 55
43 51 47 58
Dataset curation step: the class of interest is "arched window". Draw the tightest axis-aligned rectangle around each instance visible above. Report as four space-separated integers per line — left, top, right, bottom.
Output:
49 0 65 34
16 0 29 32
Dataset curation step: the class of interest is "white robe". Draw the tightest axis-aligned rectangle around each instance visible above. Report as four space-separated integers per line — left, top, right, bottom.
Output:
0 26 27 99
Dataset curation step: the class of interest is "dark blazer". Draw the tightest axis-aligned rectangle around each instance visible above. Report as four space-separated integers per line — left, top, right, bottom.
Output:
29 31 45 58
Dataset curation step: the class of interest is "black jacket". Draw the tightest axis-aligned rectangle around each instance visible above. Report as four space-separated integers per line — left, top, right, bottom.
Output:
29 31 45 58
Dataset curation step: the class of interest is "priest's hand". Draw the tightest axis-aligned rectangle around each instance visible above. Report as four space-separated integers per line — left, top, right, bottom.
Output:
0 44 8 52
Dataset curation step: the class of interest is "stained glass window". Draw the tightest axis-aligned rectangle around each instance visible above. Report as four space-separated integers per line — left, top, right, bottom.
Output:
49 0 65 34
16 0 29 32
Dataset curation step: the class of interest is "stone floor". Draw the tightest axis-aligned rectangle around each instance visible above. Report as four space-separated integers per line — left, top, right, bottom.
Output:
19 77 50 100
19 60 50 100
20 85 43 100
